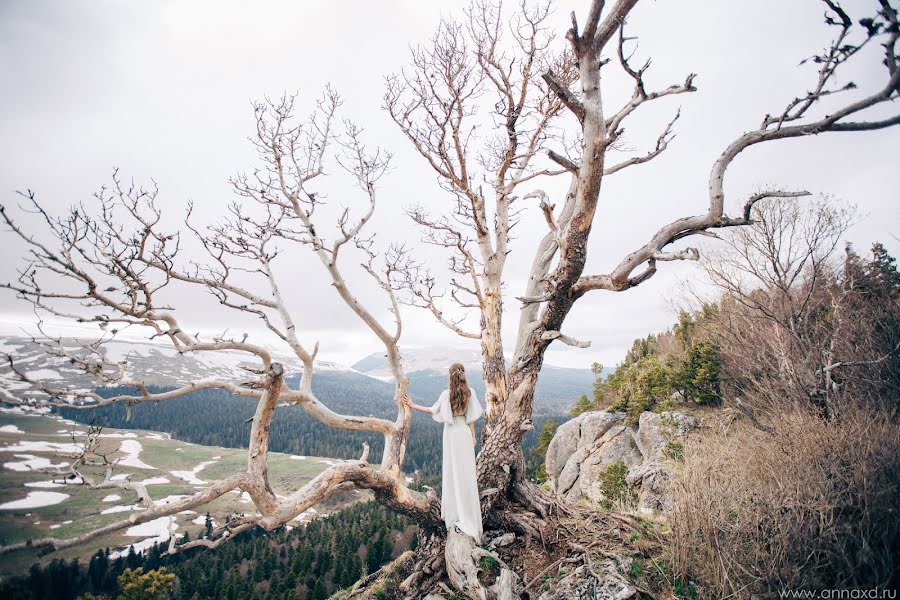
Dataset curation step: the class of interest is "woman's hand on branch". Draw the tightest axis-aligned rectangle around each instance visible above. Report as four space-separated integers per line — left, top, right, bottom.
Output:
402 393 422 412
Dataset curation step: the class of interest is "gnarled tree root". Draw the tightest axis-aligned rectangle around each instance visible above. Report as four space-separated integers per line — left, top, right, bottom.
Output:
445 525 523 600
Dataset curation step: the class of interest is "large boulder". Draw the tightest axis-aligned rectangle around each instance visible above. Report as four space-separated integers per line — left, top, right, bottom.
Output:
545 410 697 512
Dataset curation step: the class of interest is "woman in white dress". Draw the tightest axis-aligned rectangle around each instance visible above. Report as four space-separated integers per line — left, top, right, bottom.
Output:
404 362 484 543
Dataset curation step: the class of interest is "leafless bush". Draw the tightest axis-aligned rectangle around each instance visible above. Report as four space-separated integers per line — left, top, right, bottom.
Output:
696 197 899 424
668 405 900 597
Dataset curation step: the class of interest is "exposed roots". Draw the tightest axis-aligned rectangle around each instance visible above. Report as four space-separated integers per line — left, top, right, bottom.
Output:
343 492 664 600
444 525 523 600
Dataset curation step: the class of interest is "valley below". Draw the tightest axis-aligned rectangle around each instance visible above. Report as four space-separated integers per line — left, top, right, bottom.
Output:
0 407 347 579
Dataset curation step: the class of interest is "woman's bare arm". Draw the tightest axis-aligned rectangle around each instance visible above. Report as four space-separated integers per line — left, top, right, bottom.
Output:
402 394 432 413
469 422 476 446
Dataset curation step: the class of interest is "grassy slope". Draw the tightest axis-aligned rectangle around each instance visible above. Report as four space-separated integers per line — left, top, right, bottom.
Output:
0 411 332 577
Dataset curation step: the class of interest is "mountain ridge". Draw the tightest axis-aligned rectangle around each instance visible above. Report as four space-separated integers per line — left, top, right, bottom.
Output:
1 337 604 415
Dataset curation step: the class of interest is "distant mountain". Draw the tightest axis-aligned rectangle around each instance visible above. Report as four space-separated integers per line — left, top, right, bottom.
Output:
0 334 356 393
353 346 606 415
0 335 398 419
0 336 602 416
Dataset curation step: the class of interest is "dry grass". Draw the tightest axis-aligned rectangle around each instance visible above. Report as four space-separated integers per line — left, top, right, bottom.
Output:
668 405 900 598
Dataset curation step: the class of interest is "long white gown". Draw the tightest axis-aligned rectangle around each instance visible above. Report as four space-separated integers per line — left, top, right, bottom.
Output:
430 387 484 543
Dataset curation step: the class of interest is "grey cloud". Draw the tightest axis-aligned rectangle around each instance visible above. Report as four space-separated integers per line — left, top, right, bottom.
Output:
0 0 896 370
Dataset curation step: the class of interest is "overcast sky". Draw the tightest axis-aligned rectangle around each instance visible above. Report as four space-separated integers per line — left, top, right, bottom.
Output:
0 0 897 369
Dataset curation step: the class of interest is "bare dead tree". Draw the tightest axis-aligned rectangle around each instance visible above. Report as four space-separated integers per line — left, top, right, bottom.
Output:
386 0 898 541
0 90 441 560
0 0 898 597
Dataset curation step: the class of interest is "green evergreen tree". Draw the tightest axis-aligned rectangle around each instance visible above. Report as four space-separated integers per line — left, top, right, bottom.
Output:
591 362 605 406
116 568 176 600
311 579 327 600
570 394 593 417
204 513 213 539
366 536 383 574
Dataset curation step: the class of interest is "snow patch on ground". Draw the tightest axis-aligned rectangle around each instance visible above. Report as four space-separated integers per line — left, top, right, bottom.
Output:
170 459 217 485
110 516 179 559
24 369 61 380
0 406 50 416
138 476 170 485
153 495 186 507
101 504 141 514
291 507 327 523
191 515 207 525
110 473 131 481
0 424 24 434
0 491 69 509
290 455 306 460
25 479 66 488
100 432 138 439
126 517 177 538
57 430 86 436
102 494 121 502
116 439 155 469
4 454 69 472
0 440 82 454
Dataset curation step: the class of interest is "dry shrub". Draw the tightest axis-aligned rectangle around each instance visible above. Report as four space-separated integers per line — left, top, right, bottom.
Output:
668 406 900 598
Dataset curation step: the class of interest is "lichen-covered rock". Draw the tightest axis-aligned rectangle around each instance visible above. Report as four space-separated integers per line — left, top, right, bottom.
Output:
545 410 697 512
545 411 626 483
634 411 697 458
627 411 697 511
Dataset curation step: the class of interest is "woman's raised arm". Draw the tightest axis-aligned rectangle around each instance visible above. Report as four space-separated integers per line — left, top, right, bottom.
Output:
402 394 432 414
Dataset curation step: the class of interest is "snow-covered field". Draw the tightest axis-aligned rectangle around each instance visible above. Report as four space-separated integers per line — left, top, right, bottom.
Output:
0 408 334 569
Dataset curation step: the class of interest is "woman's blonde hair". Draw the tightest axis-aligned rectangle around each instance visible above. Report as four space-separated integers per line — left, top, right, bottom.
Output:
448 362 471 416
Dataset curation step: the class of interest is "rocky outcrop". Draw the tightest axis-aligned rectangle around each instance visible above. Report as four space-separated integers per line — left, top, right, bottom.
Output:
545 410 697 512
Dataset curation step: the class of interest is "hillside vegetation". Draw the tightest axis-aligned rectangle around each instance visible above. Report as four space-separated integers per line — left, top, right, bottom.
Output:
541 199 900 597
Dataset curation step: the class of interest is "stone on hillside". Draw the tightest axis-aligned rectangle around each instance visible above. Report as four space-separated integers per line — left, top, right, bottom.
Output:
545 409 697 512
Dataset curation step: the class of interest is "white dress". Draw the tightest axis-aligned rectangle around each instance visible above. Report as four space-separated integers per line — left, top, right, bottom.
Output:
430 387 484 543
